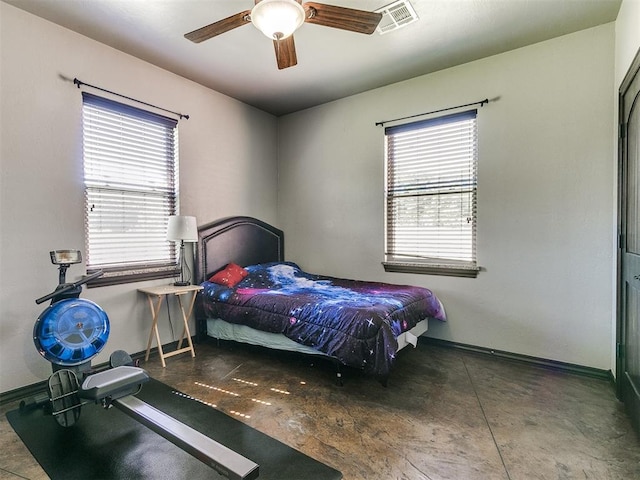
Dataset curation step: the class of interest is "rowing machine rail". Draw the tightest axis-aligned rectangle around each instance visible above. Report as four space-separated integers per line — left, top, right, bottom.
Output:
115 396 259 480
80 366 260 480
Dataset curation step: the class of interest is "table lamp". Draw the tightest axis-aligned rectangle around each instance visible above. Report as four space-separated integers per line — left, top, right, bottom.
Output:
166 215 198 286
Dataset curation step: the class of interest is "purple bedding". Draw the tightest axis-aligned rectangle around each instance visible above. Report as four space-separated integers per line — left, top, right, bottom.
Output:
200 262 446 377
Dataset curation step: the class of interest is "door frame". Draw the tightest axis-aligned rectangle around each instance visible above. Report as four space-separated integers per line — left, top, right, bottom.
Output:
616 46 640 402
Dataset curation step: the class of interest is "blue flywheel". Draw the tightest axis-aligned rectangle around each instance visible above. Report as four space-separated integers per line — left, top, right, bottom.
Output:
34 298 110 366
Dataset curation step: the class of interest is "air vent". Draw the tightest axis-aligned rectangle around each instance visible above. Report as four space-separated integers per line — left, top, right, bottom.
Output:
375 0 419 35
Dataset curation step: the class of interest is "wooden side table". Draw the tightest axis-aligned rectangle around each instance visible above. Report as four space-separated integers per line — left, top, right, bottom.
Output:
138 284 203 367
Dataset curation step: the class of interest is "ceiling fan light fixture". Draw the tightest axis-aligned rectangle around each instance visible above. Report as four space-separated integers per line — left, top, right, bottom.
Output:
251 0 306 40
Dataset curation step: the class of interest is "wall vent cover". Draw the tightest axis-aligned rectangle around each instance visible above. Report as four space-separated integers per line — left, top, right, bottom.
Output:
375 0 419 35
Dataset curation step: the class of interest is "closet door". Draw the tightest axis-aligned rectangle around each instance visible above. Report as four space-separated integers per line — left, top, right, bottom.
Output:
618 48 640 436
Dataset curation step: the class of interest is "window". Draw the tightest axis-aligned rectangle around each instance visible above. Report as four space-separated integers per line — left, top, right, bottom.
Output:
383 110 479 277
82 92 179 286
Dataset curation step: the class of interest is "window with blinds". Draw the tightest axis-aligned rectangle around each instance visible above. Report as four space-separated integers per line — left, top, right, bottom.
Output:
82 92 179 285
383 109 480 277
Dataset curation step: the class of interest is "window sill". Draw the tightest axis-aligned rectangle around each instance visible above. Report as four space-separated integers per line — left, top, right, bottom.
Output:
87 266 180 287
382 261 480 278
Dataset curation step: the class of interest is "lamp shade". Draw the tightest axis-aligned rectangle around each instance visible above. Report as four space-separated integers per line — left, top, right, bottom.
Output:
166 215 198 242
251 0 305 39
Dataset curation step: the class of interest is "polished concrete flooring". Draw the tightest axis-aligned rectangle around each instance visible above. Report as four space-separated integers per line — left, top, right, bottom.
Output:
2 340 640 479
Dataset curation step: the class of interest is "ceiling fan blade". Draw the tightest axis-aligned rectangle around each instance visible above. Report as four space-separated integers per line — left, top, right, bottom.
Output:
273 35 298 70
303 2 382 34
184 10 251 43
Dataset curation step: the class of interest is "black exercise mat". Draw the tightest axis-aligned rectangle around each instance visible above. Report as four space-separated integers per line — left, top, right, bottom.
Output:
7 378 342 480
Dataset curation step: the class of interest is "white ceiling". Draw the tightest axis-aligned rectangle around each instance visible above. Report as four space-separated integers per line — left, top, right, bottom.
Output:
4 0 621 116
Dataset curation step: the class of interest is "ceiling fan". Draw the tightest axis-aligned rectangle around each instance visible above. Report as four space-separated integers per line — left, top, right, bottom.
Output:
184 0 383 70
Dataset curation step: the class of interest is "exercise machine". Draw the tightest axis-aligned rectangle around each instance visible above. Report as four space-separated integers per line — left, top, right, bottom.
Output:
24 250 259 480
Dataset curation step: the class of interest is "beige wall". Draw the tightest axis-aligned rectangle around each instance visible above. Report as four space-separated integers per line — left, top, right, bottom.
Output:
277 24 616 371
0 3 279 393
615 0 640 87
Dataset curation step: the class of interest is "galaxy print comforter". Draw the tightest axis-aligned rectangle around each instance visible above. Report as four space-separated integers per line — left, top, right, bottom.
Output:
199 262 446 378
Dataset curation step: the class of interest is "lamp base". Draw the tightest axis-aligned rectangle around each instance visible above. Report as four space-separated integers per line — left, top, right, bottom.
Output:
173 281 190 287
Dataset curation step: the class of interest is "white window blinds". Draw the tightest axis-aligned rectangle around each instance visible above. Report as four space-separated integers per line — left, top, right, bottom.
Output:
384 110 478 276
82 93 179 281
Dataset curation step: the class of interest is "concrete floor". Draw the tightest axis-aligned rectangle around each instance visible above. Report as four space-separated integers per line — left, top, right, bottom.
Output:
2 340 640 479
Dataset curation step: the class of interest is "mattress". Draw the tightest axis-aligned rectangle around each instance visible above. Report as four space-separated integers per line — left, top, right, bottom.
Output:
206 317 430 358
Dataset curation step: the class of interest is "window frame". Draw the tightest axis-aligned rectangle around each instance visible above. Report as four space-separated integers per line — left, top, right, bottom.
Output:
82 93 180 287
383 109 480 278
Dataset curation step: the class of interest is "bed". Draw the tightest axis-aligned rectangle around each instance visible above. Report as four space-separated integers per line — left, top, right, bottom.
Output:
194 216 446 383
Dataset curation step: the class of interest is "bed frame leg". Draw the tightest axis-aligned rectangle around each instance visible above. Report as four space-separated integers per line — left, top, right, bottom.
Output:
332 360 344 387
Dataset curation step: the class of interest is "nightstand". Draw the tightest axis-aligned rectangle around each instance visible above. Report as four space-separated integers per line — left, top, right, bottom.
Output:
138 284 203 367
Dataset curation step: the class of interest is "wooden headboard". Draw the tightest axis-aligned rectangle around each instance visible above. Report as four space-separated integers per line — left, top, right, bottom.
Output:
195 216 284 284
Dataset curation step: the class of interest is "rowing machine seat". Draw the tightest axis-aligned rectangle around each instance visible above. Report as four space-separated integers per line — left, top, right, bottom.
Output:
80 366 149 402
